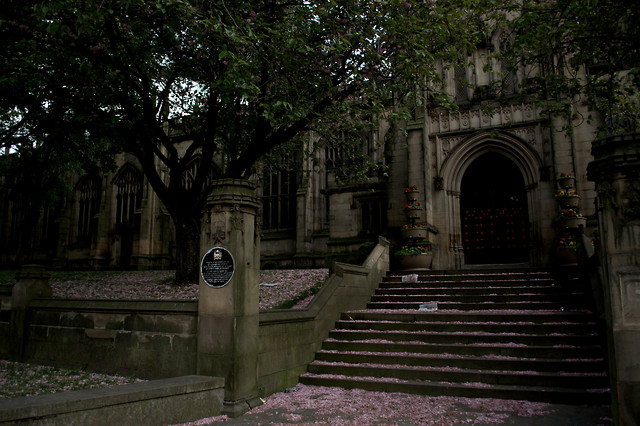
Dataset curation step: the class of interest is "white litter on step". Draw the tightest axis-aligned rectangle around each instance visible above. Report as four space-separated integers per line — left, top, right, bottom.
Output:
402 274 418 283
419 302 438 311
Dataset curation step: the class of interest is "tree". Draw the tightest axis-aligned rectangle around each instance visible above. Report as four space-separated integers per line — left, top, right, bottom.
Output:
1 0 502 283
499 0 640 136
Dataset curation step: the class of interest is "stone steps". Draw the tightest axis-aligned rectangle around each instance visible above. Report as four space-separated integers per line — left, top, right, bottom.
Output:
300 374 608 405
300 268 610 405
314 351 605 373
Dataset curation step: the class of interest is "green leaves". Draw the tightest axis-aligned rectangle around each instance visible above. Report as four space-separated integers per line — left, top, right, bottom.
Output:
500 0 640 135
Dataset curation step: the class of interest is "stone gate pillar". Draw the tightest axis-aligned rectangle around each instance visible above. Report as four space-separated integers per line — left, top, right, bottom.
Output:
10 264 51 360
588 133 640 425
197 179 262 417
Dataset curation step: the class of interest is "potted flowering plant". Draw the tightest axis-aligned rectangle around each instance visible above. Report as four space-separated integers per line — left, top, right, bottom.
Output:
402 201 424 221
395 244 433 269
555 189 580 208
404 185 419 202
402 201 422 210
557 172 576 189
555 209 586 229
555 235 578 265
401 222 428 240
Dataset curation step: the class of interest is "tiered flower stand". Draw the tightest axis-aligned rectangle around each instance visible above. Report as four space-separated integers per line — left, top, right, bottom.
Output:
553 174 582 265
397 188 432 270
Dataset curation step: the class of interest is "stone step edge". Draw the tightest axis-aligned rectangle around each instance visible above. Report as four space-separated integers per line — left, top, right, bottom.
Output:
336 319 596 326
328 329 600 339
321 340 605 355
342 311 596 321
375 286 579 292
299 373 610 404
315 350 606 366
308 360 608 379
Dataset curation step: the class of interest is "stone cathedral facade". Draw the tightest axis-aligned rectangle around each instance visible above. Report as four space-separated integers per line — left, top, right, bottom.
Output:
0 45 600 272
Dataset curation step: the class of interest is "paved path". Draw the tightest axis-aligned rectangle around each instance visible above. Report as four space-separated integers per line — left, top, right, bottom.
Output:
177 385 612 425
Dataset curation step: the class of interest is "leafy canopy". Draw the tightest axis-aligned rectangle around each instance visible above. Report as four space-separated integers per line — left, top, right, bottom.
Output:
501 0 640 136
2 0 500 180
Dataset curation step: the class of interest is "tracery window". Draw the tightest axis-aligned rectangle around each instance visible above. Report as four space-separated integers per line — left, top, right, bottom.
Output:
261 156 298 231
181 155 214 191
501 56 516 96
112 164 142 226
76 176 101 244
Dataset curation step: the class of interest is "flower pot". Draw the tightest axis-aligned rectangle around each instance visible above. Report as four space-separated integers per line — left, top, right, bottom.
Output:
556 216 587 229
557 176 576 189
555 247 578 265
556 196 580 208
404 207 425 222
399 253 432 270
404 190 420 203
401 227 428 240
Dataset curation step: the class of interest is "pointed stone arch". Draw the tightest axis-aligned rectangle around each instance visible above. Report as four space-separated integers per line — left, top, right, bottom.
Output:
439 130 543 268
74 175 102 245
111 162 143 268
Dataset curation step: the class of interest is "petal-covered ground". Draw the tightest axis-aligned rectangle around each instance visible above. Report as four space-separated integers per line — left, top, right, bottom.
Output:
0 269 329 311
175 384 611 425
0 269 612 424
0 360 143 398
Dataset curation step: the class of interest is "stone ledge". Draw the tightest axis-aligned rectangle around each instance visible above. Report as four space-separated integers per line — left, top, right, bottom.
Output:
0 375 224 425
29 299 198 313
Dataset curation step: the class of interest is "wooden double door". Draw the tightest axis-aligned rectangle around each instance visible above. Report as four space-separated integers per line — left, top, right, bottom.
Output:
461 153 530 265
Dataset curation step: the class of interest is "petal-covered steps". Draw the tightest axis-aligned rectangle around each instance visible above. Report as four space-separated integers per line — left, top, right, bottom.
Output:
300 269 610 405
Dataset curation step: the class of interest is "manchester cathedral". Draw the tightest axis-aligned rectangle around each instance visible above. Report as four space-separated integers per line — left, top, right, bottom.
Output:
0 42 601 273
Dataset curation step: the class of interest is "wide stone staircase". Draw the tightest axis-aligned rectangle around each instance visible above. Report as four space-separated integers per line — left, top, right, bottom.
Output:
300 269 611 404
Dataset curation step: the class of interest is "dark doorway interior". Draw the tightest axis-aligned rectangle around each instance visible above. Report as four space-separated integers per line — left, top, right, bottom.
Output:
461 152 529 264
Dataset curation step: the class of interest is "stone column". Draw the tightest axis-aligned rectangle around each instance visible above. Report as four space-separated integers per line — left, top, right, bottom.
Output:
587 133 640 425
197 179 262 418
10 264 51 360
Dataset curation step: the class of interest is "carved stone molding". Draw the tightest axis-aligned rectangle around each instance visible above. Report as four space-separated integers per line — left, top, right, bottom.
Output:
440 136 463 158
512 126 537 145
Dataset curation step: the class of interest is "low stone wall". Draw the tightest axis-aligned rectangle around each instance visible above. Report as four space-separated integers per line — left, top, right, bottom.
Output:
4 299 198 379
257 237 390 395
0 237 389 398
0 375 224 425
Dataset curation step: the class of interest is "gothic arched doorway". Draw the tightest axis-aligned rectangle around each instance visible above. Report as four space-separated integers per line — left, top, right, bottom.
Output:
461 152 529 264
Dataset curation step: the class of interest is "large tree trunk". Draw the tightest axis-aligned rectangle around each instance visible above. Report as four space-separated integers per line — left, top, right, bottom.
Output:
173 215 201 285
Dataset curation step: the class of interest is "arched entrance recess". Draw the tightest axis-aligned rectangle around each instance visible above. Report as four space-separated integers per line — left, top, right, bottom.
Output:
440 131 542 268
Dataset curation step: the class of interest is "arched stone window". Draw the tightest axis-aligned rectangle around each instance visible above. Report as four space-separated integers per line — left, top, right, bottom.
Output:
75 176 101 244
112 163 142 227
181 155 214 191
261 158 298 231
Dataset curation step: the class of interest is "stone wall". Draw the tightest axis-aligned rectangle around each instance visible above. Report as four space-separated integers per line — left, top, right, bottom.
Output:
0 238 390 398
0 375 224 425
258 237 390 396
2 299 199 379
